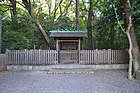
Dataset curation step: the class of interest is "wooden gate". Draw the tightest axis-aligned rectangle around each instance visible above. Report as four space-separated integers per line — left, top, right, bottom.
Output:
59 50 78 64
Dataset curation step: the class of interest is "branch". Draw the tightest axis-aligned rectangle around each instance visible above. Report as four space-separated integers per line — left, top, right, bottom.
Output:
63 0 72 16
112 2 126 34
47 2 52 16
80 0 88 12
0 4 12 7
0 8 11 15
53 0 60 18
54 0 72 22
80 7 88 12
59 0 63 16
16 1 26 9
36 3 43 17
131 0 137 9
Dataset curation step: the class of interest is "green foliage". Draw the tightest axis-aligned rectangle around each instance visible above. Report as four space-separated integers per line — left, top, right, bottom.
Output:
132 0 140 24
132 0 140 49
2 31 28 50
92 1 129 49
0 0 140 52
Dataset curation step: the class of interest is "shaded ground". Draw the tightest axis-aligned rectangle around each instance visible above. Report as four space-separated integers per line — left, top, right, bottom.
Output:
0 70 140 93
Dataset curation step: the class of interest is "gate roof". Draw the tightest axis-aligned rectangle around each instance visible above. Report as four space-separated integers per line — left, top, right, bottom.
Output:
50 30 86 38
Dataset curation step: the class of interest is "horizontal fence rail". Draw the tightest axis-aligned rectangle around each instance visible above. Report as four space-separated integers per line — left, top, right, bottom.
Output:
79 49 129 64
6 50 58 65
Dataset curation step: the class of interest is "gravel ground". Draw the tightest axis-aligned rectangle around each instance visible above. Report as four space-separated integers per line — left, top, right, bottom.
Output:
0 70 140 93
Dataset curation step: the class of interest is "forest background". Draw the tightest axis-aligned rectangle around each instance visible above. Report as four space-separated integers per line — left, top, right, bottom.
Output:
0 0 140 53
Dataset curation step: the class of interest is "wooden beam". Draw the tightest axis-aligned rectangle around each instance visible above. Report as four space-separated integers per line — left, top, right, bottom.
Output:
58 40 79 42
56 39 59 63
78 39 80 63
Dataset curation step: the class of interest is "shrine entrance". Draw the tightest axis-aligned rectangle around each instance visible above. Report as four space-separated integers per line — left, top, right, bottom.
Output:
50 30 86 64
59 41 79 64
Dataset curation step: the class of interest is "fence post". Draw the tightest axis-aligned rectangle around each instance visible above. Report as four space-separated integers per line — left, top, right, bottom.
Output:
56 39 59 64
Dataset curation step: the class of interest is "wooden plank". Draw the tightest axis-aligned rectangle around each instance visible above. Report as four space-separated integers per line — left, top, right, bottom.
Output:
94 49 96 64
79 51 81 64
108 49 111 64
45 50 47 64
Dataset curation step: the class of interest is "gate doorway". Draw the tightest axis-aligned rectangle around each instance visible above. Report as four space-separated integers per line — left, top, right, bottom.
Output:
50 30 86 64
59 42 79 64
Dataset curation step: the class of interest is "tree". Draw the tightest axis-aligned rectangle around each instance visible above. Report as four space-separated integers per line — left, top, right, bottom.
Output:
76 0 80 30
9 0 18 31
21 0 50 47
9 0 17 21
0 17 2 53
87 0 93 50
120 0 140 79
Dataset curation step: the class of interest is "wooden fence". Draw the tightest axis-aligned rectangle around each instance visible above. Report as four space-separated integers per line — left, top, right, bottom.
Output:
0 54 7 66
6 50 58 65
79 49 128 64
59 50 78 64
0 49 129 65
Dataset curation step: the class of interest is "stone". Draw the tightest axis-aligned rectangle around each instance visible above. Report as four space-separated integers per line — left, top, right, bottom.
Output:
28 66 33 70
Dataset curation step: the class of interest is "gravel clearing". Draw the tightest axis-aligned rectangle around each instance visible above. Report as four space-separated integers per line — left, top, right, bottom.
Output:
0 70 140 93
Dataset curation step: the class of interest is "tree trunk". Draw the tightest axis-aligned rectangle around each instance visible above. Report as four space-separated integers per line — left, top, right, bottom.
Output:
76 0 80 30
30 9 50 47
9 0 18 31
110 27 115 49
121 0 140 79
87 0 93 50
10 0 17 20
0 18 2 53
22 0 50 47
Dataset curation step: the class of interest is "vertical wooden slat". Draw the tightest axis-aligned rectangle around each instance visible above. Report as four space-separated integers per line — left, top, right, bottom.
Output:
48 50 50 64
79 50 83 64
49 50 52 64
108 49 111 64
102 49 106 64
28 50 31 65
98 50 101 64
90 50 92 64
79 50 81 64
114 50 116 64
45 50 47 64
89 50 91 64
47 50 49 64
16 50 18 64
55 50 57 64
42 50 45 64
81 50 83 64
94 49 96 64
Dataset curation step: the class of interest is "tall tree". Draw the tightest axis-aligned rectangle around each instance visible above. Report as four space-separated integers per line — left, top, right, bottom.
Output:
9 0 18 31
120 0 140 79
76 0 80 30
22 0 50 47
87 0 93 50
9 0 17 20
0 17 2 53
